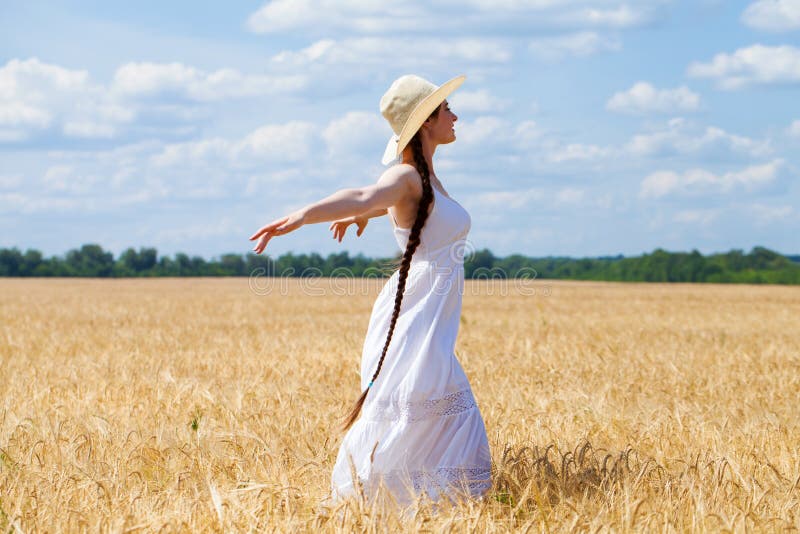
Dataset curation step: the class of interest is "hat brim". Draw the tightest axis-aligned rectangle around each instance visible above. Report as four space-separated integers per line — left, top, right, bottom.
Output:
381 74 466 165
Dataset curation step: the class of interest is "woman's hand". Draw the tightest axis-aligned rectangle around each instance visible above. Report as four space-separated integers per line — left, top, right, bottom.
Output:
249 210 306 254
329 216 368 243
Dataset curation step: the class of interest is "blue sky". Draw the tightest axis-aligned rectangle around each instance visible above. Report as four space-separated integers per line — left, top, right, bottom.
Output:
1 0 799 259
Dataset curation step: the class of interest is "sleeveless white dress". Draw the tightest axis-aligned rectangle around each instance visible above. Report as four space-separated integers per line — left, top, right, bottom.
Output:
330 185 492 506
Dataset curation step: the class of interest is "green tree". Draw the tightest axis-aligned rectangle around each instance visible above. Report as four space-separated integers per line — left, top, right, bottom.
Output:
65 244 114 277
218 254 246 276
0 248 23 276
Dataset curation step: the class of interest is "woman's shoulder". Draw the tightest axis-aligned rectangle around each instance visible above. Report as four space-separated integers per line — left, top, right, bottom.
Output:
381 163 422 195
383 163 420 179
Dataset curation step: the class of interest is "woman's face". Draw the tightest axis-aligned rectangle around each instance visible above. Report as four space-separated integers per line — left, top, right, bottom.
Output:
425 100 458 145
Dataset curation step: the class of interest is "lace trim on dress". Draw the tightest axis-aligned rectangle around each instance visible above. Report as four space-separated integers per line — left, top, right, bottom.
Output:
373 466 492 495
366 388 478 424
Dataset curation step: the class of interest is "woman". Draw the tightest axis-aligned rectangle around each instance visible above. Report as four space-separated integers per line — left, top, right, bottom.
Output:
249 74 492 506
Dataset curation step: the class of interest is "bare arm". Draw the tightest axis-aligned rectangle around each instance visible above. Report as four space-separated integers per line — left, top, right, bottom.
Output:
249 166 412 254
300 171 409 225
297 188 370 224
359 208 388 220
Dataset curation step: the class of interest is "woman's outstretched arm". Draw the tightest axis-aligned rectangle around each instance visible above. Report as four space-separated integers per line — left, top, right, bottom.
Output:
249 166 413 254
299 188 387 225
358 208 388 219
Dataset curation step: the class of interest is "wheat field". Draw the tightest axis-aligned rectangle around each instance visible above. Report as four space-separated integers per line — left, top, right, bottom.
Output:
1 277 798 532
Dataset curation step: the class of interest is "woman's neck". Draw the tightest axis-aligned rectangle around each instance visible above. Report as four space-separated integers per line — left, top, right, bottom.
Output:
401 140 437 177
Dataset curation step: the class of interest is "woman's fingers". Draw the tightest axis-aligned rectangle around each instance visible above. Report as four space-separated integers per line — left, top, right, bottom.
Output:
252 234 271 254
252 234 264 253
329 220 352 243
249 216 289 240
249 213 305 254
355 219 367 237
249 225 273 240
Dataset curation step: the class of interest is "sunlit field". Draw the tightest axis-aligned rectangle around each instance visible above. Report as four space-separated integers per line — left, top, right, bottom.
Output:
1 277 799 531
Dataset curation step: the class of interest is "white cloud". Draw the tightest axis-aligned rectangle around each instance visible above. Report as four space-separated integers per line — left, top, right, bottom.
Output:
42 165 74 191
556 4 655 28
42 164 107 195
443 114 621 172
0 57 311 143
0 174 22 189
242 122 320 161
152 120 319 168
0 58 96 139
606 82 701 114
0 188 160 215
449 89 509 113
41 165 102 194
270 37 511 68
0 129 29 142
0 58 133 141
0 142 170 215
0 192 86 214
247 0 662 35
741 0 800 32
0 57 88 95
555 187 586 204
687 44 800 89
547 142 610 163
468 185 604 214
452 116 512 147
247 1 428 34
248 0 320 33
322 111 387 156
154 217 243 244
63 121 116 139
112 62 307 101
447 114 775 182
639 170 680 198
0 59 134 133
151 138 227 168
0 102 51 128
451 116 541 149
152 111 390 171
748 203 794 226
474 188 546 209
511 120 542 149
626 118 771 158
467 1 665 30
529 31 621 61
245 169 304 195
673 208 720 226
248 1 404 34
788 119 800 137
640 159 785 198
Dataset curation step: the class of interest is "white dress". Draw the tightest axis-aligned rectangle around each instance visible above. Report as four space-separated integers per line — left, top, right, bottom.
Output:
330 185 492 506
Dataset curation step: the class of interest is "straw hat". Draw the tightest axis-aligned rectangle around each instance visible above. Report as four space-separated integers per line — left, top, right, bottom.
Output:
379 74 466 165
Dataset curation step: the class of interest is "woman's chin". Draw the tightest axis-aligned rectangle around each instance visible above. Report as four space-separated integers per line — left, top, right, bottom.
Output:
435 131 457 145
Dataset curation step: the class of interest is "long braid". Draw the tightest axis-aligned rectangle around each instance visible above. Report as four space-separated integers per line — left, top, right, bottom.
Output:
340 131 435 432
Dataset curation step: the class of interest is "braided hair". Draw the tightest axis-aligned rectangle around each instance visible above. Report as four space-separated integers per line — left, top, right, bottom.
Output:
340 110 439 432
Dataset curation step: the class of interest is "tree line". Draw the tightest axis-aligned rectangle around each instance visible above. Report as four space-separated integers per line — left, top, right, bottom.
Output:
0 244 798 284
